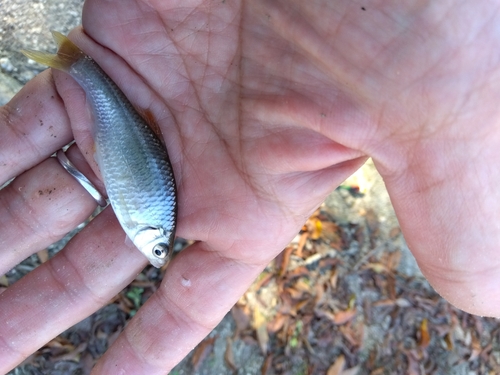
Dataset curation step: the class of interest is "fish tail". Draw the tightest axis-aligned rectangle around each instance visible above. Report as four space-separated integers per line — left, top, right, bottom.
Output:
21 31 84 72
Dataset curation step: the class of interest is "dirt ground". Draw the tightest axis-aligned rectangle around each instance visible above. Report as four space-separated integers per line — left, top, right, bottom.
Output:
2 1 500 374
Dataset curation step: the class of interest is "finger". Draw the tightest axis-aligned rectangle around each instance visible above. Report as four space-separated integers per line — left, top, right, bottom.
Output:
0 69 73 184
91 242 265 373
0 145 102 275
0 207 147 373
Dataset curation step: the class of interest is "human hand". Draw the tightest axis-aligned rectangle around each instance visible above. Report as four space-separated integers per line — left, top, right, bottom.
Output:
2 0 500 372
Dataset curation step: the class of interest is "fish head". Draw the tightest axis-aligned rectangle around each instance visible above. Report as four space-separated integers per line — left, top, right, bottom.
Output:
132 226 174 268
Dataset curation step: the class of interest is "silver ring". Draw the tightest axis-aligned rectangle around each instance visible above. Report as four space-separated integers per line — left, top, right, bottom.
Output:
56 150 107 207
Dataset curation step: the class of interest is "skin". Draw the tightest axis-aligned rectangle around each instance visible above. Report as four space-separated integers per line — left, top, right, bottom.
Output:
1 0 500 372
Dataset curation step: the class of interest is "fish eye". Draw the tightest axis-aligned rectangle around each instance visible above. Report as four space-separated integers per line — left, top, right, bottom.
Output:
152 243 169 259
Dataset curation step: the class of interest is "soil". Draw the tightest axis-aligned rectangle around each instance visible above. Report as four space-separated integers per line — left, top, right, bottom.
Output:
2 2 500 374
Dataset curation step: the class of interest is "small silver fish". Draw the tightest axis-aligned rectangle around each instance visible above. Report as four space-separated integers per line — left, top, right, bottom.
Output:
22 31 177 268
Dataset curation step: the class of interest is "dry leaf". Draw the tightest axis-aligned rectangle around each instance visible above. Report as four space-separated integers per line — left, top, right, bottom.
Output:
294 278 311 293
330 271 338 290
418 318 430 348
469 331 481 361
315 308 356 325
191 336 216 370
0 274 8 287
252 306 270 354
256 324 269 355
231 304 251 335
387 250 402 270
311 219 322 240
261 354 273 375
444 332 454 350
37 248 49 263
267 312 287 333
389 227 401 238
333 309 357 325
279 247 293 277
296 231 308 257
224 337 236 371
327 354 345 375
364 263 389 274
341 366 361 375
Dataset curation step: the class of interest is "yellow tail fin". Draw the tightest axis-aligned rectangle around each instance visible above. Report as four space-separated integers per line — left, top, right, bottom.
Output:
21 31 84 72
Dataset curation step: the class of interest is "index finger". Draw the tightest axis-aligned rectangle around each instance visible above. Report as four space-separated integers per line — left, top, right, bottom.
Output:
0 69 73 184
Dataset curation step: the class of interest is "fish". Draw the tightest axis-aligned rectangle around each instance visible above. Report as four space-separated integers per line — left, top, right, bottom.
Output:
22 31 177 268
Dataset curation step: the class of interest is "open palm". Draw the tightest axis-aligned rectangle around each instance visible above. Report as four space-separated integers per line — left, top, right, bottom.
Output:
2 0 500 372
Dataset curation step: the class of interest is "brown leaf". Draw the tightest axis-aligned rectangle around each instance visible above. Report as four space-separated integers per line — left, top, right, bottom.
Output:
327 355 345 375
329 270 338 290
418 318 430 348
0 274 8 287
254 272 274 290
364 209 379 232
231 304 251 335
296 231 309 258
256 324 269 355
469 331 481 361
315 308 356 325
279 247 294 277
321 221 342 249
252 306 270 354
37 248 49 263
333 309 357 325
444 332 454 350
224 337 236 371
387 249 402 270
294 278 312 293
261 354 273 375
191 336 216 370
339 323 363 347
341 366 361 375
267 312 287 333
286 266 309 280
389 226 401 238
305 217 322 240
363 263 389 274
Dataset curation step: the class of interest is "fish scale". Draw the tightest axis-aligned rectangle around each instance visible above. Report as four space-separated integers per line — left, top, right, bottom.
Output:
22 32 177 268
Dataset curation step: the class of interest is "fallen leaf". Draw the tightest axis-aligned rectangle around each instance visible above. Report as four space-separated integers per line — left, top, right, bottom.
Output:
254 272 274 290
364 263 389 274
330 270 338 290
0 274 8 287
256 324 269 355
231 304 251 335
327 354 345 375
267 312 287 333
469 331 481 361
37 248 49 263
341 366 361 375
191 336 216 370
305 217 322 240
315 308 356 325
252 306 269 354
387 250 402 271
418 318 430 348
444 332 454 350
261 354 273 375
279 247 294 277
296 231 309 257
224 337 236 371
333 309 357 325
